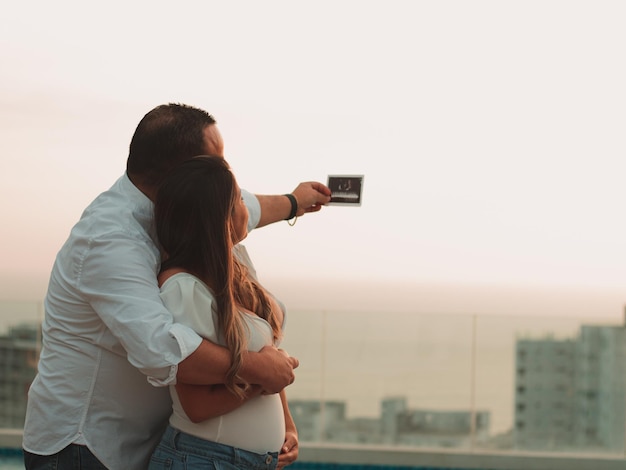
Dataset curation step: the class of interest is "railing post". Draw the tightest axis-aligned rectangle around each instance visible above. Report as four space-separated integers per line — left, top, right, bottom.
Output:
470 313 477 450
319 309 327 442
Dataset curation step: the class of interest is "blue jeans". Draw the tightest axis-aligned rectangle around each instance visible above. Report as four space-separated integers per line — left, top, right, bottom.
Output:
23 444 107 470
149 425 278 470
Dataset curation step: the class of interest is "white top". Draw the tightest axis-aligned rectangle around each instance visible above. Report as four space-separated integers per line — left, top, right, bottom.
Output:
23 173 261 470
161 245 286 454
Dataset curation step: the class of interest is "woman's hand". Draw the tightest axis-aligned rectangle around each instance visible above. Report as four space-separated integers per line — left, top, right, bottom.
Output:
277 430 299 468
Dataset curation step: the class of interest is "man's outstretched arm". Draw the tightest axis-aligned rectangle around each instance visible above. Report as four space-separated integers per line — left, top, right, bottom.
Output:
256 181 331 228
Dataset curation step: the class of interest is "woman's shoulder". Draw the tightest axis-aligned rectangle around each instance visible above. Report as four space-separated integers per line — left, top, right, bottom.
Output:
158 267 189 287
158 271 219 341
159 270 213 297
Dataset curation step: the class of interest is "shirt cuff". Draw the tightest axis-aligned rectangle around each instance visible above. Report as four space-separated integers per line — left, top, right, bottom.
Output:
147 322 203 387
242 189 260 230
147 364 179 387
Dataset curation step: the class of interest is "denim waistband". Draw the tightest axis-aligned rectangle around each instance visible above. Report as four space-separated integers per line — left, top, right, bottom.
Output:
161 425 279 469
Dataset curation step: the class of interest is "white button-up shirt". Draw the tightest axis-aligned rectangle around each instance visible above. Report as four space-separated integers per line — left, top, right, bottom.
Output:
23 174 261 470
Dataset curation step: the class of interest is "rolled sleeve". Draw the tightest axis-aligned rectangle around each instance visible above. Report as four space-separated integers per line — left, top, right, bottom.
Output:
147 323 202 386
242 189 260 231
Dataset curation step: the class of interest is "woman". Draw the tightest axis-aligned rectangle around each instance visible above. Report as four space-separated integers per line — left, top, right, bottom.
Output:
149 156 298 470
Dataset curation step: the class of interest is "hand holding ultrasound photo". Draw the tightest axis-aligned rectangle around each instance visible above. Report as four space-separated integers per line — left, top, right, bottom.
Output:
327 175 364 206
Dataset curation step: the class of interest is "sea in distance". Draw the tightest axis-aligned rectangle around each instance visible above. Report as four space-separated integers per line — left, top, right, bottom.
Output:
1 279 625 437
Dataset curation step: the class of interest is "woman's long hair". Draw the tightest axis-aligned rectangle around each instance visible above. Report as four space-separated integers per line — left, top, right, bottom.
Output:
155 155 281 396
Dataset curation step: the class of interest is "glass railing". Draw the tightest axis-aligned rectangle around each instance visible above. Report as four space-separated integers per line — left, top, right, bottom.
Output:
1 300 625 467
278 309 626 457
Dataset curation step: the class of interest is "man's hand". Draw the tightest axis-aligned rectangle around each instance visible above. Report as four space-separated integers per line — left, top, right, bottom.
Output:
291 181 331 216
252 346 299 394
255 181 331 227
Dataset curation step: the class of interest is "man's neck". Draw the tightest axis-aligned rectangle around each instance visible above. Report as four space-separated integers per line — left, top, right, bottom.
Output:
127 173 157 202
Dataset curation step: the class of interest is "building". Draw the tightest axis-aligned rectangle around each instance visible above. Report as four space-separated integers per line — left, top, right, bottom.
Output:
289 400 347 442
381 396 408 443
394 408 491 448
290 396 490 447
514 336 576 449
0 324 39 428
514 321 626 451
574 324 626 450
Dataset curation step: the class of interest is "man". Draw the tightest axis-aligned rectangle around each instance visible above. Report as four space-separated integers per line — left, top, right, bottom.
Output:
23 103 331 470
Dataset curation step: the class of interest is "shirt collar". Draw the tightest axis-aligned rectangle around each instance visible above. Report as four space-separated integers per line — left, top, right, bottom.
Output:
121 173 157 242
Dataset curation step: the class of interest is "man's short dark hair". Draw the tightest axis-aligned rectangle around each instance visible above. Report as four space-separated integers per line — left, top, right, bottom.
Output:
126 103 216 188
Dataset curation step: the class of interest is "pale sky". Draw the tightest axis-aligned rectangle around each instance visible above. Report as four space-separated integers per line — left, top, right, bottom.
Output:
2 1 626 317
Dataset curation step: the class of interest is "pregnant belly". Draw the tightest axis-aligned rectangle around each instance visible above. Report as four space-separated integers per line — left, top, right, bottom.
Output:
210 393 286 454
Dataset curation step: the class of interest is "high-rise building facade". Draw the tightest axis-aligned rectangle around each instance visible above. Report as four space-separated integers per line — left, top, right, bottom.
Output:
515 322 626 451
0 324 39 428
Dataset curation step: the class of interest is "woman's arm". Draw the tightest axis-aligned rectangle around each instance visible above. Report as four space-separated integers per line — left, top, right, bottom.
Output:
175 382 263 423
278 390 299 469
